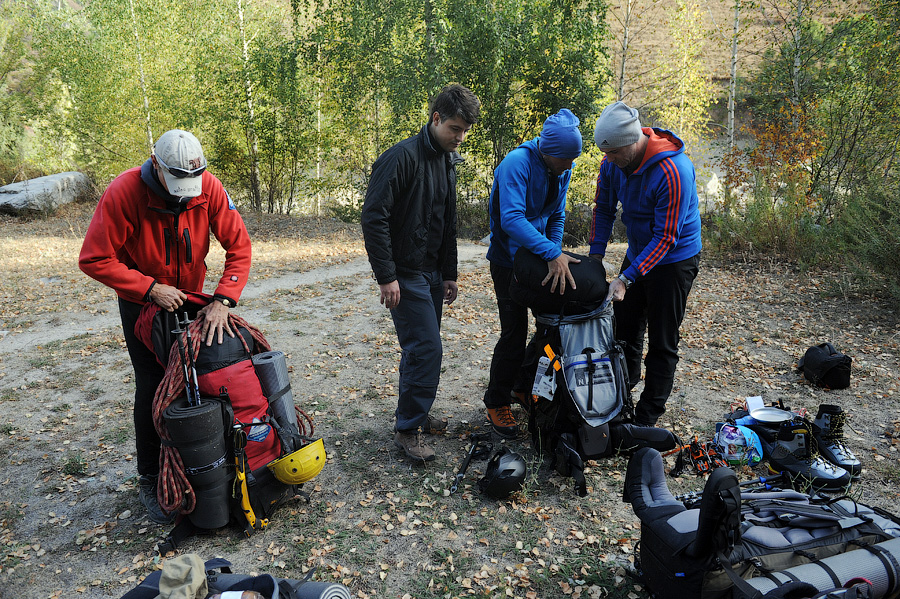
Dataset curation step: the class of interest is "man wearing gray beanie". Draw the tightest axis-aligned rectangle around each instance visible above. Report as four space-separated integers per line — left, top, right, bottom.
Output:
589 101 701 427
483 109 583 437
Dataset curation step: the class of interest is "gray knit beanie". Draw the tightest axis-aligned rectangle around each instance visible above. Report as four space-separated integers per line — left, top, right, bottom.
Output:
593 101 642 149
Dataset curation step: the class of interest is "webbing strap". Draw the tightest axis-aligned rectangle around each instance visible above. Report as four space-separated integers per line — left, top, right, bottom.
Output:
794 549 841 588
851 539 900 594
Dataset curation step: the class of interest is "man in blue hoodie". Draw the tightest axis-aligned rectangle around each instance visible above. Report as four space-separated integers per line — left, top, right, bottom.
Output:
589 101 701 427
484 109 583 437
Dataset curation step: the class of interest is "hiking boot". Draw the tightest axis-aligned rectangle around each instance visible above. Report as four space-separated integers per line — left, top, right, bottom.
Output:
749 420 851 492
812 404 861 478
139 475 175 525
394 430 435 462
487 405 519 439
422 413 448 434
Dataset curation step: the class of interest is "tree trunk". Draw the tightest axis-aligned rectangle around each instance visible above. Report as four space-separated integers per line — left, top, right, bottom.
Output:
238 0 262 211
128 0 153 152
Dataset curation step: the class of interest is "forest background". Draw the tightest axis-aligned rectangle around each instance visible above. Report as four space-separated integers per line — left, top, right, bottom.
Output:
0 0 898 296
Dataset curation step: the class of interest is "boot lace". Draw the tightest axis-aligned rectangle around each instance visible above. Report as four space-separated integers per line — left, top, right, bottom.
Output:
490 406 517 427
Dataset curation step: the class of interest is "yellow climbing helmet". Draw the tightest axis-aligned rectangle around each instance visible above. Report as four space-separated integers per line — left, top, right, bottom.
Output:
267 438 326 484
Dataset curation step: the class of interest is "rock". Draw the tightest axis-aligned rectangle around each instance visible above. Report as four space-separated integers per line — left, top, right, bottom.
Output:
0 171 94 215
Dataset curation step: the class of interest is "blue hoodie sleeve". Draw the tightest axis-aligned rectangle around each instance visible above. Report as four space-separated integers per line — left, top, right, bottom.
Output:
620 154 695 283
494 153 562 262
589 158 617 256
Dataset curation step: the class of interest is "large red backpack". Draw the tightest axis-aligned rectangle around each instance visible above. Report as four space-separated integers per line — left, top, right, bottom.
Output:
135 292 280 471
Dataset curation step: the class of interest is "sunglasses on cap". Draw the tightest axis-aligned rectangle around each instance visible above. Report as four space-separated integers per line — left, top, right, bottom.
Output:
155 154 207 178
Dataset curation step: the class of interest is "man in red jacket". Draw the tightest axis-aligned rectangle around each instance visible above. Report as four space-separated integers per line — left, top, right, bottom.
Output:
79 129 251 523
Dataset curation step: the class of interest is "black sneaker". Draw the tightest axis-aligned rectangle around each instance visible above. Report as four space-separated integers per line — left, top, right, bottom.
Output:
139 475 175 525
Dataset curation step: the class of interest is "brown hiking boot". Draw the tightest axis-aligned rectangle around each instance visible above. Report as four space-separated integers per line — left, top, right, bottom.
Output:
487 405 519 439
422 414 448 434
394 430 435 462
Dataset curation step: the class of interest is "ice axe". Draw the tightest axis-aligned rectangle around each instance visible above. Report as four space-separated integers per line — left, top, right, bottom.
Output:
449 433 493 495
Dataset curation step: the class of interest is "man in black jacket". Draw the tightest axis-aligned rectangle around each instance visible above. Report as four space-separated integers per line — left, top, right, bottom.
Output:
362 84 481 462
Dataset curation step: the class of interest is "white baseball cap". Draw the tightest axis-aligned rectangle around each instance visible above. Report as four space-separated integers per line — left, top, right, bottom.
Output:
153 129 207 198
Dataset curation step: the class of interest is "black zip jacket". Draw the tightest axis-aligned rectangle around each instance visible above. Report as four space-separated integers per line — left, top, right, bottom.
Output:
361 123 461 285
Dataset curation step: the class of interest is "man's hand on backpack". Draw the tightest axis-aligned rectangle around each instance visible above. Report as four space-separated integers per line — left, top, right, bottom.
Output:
544 253 579 294
149 283 186 312
606 277 627 303
198 301 235 346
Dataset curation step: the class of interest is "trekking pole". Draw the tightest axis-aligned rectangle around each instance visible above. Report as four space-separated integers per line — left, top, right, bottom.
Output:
449 434 492 495
180 313 202 406
172 318 198 406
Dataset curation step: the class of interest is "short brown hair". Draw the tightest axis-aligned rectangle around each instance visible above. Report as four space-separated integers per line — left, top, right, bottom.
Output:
429 84 480 125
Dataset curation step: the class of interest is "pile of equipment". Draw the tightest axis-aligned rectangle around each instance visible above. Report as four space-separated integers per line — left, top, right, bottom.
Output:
625 447 900 599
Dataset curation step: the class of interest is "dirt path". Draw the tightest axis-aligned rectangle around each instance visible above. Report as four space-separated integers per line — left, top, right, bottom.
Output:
1 213 899 599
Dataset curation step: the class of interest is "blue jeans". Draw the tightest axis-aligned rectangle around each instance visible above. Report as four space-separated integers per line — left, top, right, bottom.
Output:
391 271 444 431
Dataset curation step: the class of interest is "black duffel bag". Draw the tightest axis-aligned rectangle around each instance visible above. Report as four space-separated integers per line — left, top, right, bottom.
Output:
509 248 609 314
798 342 852 389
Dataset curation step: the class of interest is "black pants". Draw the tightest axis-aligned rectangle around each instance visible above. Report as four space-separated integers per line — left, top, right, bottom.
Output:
615 254 699 426
483 263 532 408
119 298 164 477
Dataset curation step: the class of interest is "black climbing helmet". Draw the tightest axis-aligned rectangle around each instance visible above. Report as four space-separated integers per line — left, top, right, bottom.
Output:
478 448 527 498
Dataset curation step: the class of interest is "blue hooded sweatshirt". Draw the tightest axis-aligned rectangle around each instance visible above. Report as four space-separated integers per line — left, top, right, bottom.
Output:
486 137 571 268
589 127 701 283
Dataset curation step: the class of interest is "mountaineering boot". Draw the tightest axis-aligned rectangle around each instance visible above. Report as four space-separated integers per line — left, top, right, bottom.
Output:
394 429 435 462
812 404 862 478
749 420 851 492
487 405 519 439
139 475 175 525
422 413 448 434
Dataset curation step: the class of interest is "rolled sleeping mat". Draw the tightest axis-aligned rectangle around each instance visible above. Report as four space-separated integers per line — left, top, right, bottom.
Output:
252 351 299 433
163 397 233 529
737 537 900 599
296 581 352 599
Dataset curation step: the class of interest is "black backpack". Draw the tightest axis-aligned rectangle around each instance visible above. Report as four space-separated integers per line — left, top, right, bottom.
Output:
798 343 852 389
526 303 677 496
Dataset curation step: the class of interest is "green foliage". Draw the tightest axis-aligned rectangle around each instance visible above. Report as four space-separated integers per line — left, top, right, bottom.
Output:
651 0 715 152
831 173 900 306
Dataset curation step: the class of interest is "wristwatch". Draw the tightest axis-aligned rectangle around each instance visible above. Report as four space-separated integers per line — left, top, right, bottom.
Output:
216 297 233 308
617 273 633 290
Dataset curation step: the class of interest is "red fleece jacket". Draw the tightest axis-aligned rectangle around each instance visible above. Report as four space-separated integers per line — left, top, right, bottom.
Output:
79 167 251 304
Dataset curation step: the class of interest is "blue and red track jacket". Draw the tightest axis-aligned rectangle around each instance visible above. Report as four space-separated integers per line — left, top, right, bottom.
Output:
589 127 701 282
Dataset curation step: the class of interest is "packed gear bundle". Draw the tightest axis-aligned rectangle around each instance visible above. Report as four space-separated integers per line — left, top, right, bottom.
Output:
136 292 324 549
120 554 351 599
509 248 610 314
798 343 853 390
624 447 900 599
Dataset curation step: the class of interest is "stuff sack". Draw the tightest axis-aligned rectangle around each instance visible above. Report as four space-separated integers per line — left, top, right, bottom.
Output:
120 555 351 599
625 447 900 599
527 303 676 496
798 342 852 389
510 248 609 314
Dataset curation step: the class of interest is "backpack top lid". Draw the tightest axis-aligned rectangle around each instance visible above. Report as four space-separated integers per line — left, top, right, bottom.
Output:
798 342 852 389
